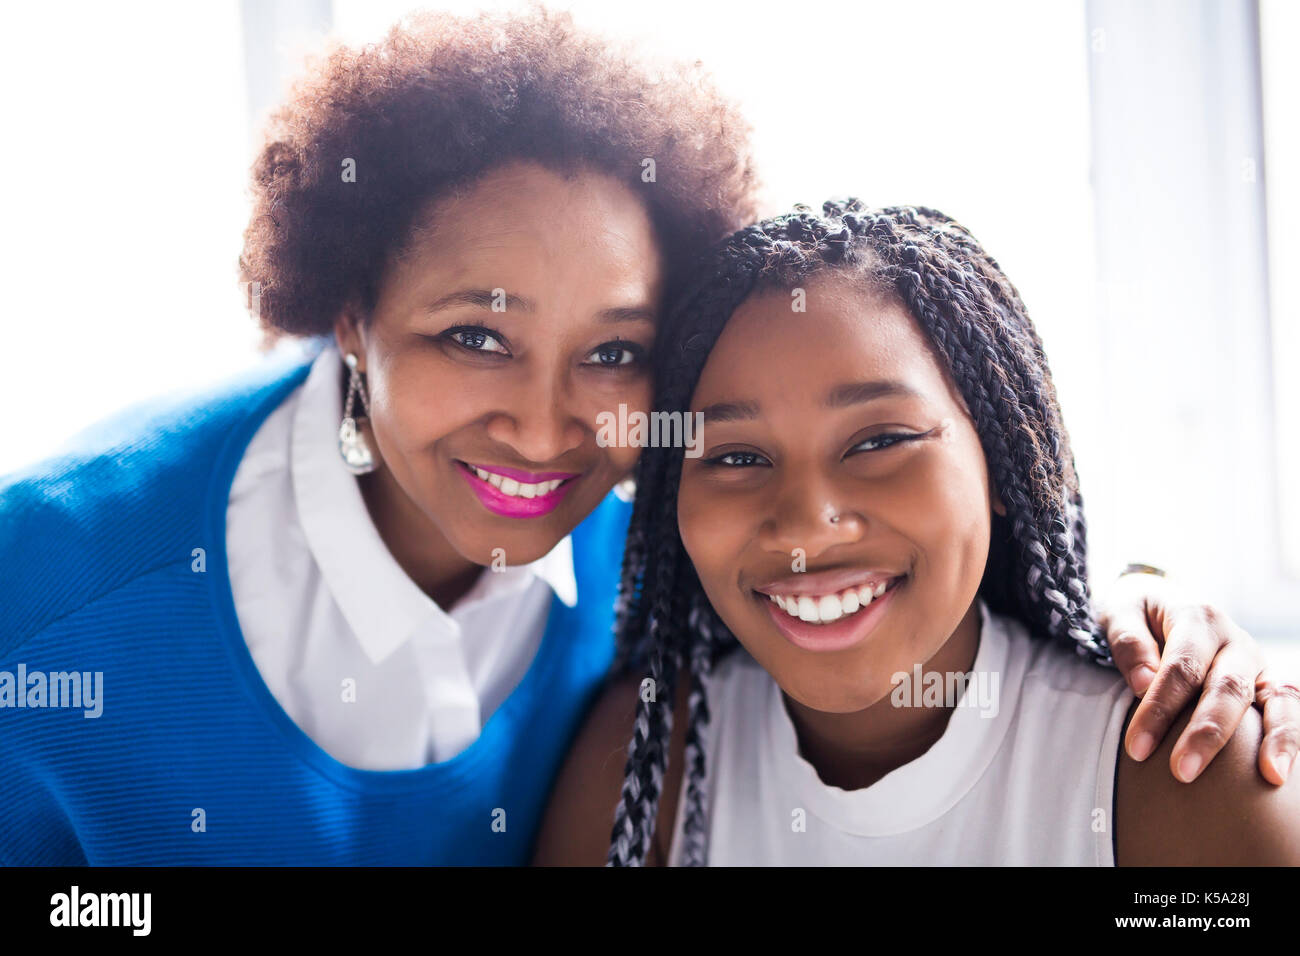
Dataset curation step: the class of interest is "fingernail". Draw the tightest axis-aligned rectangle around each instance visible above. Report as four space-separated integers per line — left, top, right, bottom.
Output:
1130 732 1156 762
1277 752 1294 784
1177 753 1203 783
1131 665 1156 696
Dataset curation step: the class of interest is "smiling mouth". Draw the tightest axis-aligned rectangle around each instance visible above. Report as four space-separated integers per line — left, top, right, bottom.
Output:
753 573 907 654
454 460 580 519
756 575 907 625
458 461 578 499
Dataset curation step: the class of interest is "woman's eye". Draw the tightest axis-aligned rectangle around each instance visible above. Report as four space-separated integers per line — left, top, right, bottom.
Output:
585 341 645 367
849 433 917 454
704 450 770 468
445 327 509 355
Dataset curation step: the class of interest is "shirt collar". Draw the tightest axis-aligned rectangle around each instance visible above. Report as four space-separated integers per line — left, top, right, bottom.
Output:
289 345 576 666
534 535 578 608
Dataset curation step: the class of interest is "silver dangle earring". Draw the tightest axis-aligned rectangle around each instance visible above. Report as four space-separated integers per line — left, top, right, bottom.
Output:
338 352 378 475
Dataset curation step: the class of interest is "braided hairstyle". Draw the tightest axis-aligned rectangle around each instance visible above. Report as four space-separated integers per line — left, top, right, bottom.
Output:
606 199 1114 867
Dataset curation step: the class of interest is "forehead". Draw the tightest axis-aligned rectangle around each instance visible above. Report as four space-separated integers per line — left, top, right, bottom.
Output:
369 161 664 321
691 272 956 408
417 162 658 269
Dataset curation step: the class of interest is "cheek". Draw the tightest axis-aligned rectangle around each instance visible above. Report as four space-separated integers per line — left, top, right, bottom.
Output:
909 470 988 547
588 377 652 473
901 446 992 594
363 351 470 461
677 480 744 591
603 445 642 477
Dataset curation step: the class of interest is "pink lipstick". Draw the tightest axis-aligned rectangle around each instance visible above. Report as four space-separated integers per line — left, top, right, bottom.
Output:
456 460 578 519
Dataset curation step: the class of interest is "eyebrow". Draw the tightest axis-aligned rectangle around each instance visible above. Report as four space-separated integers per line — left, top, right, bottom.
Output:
699 380 921 423
826 380 924 408
426 289 654 324
597 306 656 325
427 289 533 314
698 400 760 423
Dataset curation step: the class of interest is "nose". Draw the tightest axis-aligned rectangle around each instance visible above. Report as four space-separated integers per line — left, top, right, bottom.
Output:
756 468 867 563
482 363 587 465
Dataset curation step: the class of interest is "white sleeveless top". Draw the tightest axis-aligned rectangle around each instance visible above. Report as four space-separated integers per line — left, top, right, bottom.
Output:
667 600 1133 866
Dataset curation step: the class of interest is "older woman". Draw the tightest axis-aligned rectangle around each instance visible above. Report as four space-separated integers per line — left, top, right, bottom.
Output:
0 8 1292 866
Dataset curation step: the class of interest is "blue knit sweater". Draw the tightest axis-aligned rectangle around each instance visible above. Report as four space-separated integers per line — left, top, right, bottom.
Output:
0 347 631 865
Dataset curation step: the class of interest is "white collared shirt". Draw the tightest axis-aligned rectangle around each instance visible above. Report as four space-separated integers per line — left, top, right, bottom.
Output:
224 343 577 769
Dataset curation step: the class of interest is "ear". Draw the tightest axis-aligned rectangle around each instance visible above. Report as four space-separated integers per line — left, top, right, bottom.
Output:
332 301 369 370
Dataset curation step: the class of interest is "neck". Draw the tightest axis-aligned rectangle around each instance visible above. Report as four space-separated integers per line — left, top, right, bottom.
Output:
356 465 483 610
782 600 983 791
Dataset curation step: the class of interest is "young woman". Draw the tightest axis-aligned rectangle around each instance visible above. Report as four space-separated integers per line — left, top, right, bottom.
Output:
0 9 1290 865
534 201 1300 866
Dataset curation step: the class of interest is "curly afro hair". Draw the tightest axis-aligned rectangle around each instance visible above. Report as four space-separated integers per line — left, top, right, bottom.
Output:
239 5 760 341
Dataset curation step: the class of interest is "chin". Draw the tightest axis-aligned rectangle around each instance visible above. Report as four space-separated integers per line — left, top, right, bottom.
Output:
460 526 562 567
784 675 889 715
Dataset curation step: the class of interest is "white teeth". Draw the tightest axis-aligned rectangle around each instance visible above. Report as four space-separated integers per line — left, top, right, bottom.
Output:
765 579 898 625
817 594 843 622
471 466 565 498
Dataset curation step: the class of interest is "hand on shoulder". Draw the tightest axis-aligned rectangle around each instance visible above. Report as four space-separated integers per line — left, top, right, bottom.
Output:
1117 697 1300 865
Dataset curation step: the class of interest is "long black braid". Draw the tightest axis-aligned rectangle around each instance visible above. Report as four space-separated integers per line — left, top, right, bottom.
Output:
606 199 1114 867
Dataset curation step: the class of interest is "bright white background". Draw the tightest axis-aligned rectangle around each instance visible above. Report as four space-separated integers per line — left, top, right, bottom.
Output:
0 1 1295 652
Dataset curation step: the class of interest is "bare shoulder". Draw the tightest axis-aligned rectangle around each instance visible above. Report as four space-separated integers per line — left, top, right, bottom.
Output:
1116 698 1300 865
531 671 690 866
